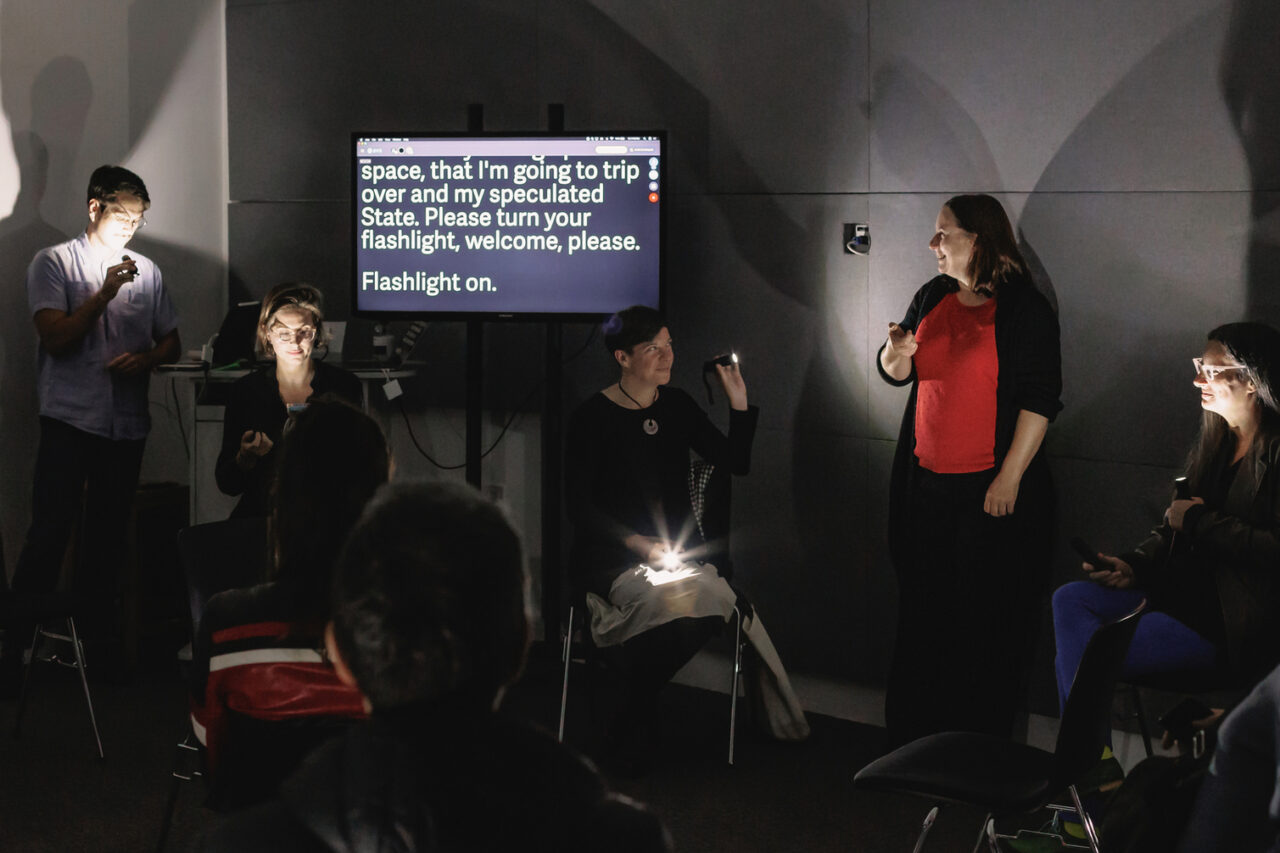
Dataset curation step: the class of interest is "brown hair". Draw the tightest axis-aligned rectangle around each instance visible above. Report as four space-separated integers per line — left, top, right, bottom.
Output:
1186 322 1280 491
945 194 1028 297
257 282 326 356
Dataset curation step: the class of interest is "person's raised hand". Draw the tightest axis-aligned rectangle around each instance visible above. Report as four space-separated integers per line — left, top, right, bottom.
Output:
100 256 138 303
887 322 918 358
715 361 748 411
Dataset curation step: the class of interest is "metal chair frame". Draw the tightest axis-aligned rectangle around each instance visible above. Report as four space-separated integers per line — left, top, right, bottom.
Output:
558 601 747 764
13 615 104 760
855 602 1147 853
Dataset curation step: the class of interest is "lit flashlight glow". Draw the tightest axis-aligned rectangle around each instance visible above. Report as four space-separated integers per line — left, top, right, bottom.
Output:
642 564 699 586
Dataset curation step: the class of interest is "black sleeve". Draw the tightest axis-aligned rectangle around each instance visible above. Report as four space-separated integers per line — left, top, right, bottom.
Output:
1011 289 1064 421
876 279 941 388
682 390 758 475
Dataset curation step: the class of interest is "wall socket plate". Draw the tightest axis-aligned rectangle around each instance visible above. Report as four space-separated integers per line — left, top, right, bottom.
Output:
844 223 870 255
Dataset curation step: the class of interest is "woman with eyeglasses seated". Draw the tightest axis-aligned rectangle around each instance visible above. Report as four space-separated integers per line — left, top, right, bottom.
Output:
215 283 361 518
1053 322 1280 714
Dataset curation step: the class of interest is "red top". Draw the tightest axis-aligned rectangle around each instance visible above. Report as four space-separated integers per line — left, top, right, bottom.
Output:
912 293 998 473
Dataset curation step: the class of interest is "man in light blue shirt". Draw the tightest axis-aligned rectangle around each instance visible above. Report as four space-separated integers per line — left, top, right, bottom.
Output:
1 165 179 689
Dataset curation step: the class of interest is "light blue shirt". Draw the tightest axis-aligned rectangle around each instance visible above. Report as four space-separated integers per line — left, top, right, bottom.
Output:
27 232 178 440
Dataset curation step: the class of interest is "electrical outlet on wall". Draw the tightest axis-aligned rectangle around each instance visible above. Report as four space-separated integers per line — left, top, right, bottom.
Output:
844 223 870 255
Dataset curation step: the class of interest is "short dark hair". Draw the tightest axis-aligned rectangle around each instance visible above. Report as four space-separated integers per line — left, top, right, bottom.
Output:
945 194 1027 296
86 165 150 206
270 397 390 622
603 305 666 356
330 481 529 710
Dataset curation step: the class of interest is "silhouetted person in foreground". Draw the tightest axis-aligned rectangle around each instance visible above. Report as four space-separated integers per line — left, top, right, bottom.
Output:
202 481 672 853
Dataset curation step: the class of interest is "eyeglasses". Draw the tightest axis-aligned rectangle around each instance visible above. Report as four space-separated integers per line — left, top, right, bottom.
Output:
1193 357 1246 381
270 326 316 344
103 206 146 230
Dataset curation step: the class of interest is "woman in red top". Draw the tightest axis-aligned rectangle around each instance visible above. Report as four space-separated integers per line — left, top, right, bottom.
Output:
877 194 1062 745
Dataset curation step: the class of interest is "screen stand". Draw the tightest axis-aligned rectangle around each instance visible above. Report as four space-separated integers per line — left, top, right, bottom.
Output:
464 103 486 487
541 102 566 642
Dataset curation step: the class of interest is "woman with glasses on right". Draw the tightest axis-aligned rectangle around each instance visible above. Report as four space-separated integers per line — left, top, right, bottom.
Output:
215 282 361 518
1053 322 1280 711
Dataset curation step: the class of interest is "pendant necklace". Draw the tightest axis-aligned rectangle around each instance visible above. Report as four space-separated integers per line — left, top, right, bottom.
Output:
619 379 660 435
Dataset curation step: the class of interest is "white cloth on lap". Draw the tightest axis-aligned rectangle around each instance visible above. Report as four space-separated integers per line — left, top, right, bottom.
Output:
586 561 809 741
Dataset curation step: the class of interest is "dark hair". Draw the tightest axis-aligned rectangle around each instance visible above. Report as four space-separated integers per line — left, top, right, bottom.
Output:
603 305 666 356
86 165 150 206
1186 322 1280 490
257 282 327 356
945 194 1027 296
270 397 390 622
331 481 529 711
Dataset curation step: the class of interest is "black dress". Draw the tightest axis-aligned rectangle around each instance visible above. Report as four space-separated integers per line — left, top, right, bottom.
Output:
215 362 362 518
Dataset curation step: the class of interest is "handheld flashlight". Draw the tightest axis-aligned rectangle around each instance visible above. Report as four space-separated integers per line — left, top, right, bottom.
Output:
702 351 739 404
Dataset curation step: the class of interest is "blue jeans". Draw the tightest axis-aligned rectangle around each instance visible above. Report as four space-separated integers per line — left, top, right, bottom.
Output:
1052 581 1222 712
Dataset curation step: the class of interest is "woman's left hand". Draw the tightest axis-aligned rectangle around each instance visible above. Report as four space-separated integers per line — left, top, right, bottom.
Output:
1167 497 1205 531
716 362 748 411
984 470 1020 517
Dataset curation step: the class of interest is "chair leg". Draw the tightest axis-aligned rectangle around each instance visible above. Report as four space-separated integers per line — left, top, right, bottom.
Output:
67 617 105 760
1130 684 1154 757
12 623 43 738
971 815 997 853
912 805 940 853
728 605 743 765
558 605 574 743
1068 784 1102 853
156 734 203 853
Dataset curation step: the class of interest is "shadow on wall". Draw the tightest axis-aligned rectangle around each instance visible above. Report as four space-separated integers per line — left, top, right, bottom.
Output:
1221 0 1280 323
550 1 868 675
0 53 91 582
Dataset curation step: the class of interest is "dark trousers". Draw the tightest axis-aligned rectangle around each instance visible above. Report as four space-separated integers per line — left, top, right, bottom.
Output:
6 416 145 650
885 467 1049 746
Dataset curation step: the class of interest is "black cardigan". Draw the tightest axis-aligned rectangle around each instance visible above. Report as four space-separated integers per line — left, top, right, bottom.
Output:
877 275 1063 570
215 362 362 518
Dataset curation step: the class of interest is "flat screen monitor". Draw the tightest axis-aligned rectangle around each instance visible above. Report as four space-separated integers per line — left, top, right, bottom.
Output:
351 132 665 321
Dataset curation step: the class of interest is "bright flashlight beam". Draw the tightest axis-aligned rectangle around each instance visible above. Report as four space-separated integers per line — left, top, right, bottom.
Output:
661 550 683 569
643 564 699 586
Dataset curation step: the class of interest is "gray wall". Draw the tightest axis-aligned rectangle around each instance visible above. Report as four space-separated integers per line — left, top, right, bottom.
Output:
4 0 1271 712
0 0 228 575
224 0 1278 708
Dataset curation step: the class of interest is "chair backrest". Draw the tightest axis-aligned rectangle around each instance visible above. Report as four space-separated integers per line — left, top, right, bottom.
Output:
689 458 733 578
177 517 269 636
1050 599 1146 789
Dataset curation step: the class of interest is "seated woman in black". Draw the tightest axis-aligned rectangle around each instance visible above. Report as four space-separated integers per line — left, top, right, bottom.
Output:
215 282 361 517
565 305 757 767
192 398 391 806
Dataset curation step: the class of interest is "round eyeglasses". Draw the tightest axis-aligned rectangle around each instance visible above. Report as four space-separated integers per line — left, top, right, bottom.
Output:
271 326 316 344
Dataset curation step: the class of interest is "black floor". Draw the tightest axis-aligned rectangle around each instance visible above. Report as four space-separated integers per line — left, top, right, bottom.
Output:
0 650 1028 853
